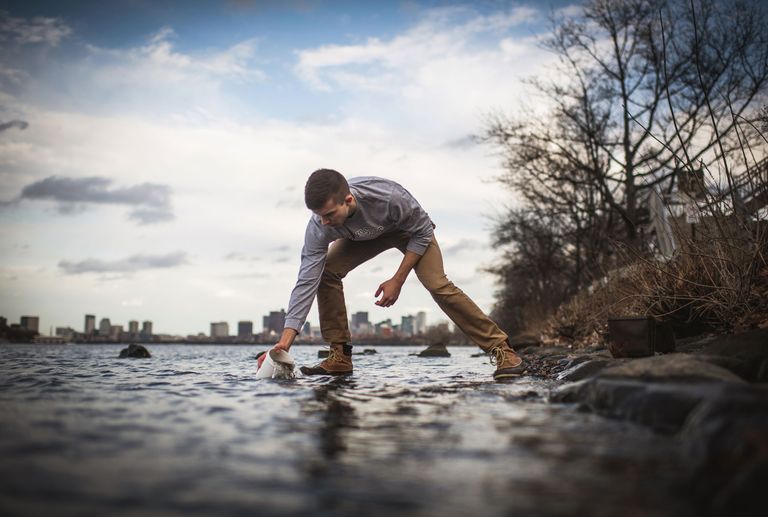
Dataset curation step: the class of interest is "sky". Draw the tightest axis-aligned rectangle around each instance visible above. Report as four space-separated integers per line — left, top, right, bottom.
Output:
0 0 576 337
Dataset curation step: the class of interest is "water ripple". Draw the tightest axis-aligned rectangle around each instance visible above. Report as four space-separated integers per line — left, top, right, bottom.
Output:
0 343 693 517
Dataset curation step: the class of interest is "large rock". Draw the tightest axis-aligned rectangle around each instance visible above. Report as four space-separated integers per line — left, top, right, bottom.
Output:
551 354 745 433
679 385 768 516
598 354 746 383
552 377 736 433
697 328 768 382
416 343 451 357
119 343 151 358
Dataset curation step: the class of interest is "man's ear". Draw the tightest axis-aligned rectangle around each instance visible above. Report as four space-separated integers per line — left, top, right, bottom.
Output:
344 194 354 205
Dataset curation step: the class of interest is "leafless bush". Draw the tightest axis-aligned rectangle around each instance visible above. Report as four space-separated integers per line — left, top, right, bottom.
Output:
548 220 767 345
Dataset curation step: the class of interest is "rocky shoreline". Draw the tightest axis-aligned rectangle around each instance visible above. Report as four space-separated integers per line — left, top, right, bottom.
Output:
509 329 767 516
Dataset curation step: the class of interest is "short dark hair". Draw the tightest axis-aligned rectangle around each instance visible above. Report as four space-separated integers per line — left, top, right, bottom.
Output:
304 168 350 209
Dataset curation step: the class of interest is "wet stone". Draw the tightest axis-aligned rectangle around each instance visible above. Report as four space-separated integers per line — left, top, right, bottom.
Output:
556 359 613 382
551 378 735 434
598 354 746 383
118 344 151 358
679 384 768 516
415 343 451 357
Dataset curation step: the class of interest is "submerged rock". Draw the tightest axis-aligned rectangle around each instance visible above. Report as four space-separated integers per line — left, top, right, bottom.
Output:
118 344 151 358
416 343 451 357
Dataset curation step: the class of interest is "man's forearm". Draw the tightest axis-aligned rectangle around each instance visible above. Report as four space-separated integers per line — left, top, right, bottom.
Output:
394 250 422 282
276 327 298 350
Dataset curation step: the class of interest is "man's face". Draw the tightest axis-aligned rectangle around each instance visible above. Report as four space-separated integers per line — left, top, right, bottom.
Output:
314 194 353 226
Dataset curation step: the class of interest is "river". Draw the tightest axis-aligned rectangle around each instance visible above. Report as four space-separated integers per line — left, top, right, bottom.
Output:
0 344 695 516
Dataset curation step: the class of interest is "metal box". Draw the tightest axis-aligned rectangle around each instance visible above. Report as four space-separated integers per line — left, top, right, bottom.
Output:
607 316 675 358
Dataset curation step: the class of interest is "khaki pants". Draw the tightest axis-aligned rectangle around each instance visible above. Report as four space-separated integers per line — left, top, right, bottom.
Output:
317 231 508 350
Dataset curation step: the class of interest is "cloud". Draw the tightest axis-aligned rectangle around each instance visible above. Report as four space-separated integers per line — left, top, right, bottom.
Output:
17 175 174 224
0 119 28 132
226 272 269 279
294 5 538 92
443 134 478 149
290 4 550 142
0 11 72 46
224 252 262 262
59 251 188 275
85 26 264 87
443 238 485 256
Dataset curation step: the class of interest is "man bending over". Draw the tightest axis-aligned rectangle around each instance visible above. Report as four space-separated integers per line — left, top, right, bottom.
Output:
270 168 524 380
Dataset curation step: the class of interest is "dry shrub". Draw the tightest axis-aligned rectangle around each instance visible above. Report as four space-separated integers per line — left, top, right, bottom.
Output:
635 219 766 331
546 217 768 347
545 263 646 346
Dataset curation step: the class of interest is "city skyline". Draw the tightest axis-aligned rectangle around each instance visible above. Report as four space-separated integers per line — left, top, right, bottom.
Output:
0 1 574 335
2 307 430 340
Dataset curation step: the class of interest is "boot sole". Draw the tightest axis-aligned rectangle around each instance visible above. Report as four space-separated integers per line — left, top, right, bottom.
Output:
300 367 352 376
493 372 522 380
493 365 525 380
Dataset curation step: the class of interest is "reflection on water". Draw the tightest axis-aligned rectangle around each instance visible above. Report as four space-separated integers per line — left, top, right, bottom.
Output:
0 344 694 516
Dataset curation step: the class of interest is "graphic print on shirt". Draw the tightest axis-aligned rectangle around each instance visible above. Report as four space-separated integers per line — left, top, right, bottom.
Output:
353 225 385 239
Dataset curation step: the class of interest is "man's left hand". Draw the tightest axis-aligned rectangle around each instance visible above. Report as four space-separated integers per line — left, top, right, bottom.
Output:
375 277 404 307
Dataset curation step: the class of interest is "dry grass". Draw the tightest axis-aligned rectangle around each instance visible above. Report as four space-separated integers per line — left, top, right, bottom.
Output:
543 215 768 347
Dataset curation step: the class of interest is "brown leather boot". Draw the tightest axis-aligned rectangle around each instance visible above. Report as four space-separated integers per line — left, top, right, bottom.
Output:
300 344 353 376
488 341 525 380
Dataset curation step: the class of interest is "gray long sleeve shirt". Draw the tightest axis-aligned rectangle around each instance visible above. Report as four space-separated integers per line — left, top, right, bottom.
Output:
284 176 434 331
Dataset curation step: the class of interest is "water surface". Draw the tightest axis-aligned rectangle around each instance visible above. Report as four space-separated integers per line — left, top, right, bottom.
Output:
0 344 694 516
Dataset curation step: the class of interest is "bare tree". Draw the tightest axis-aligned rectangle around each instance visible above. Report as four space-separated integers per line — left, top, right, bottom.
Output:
485 0 768 328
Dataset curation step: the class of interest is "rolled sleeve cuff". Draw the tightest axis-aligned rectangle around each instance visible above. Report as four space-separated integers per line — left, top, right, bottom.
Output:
284 318 303 331
406 240 429 256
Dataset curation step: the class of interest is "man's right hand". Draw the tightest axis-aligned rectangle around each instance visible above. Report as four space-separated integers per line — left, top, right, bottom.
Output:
258 341 291 369
274 328 298 352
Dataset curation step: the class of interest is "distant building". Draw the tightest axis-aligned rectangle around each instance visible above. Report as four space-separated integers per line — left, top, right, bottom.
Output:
98 318 111 336
21 316 40 333
302 321 311 335
375 318 393 338
351 311 369 332
109 325 123 339
128 320 139 334
265 310 285 335
0 316 7 329
141 321 153 337
416 311 427 335
211 322 229 338
401 315 415 337
55 326 76 339
238 321 253 337
84 314 95 335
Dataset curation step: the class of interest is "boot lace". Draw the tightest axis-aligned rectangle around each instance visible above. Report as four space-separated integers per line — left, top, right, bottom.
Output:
326 347 341 362
489 344 505 366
